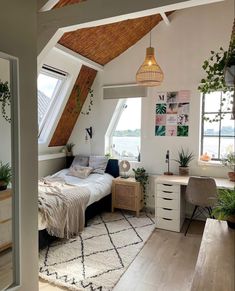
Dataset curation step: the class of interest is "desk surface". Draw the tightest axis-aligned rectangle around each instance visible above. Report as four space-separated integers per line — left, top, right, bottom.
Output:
191 219 235 291
155 175 234 189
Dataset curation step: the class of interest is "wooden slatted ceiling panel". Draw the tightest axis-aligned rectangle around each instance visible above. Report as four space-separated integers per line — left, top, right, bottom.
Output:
49 65 97 146
58 14 163 65
53 0 85 9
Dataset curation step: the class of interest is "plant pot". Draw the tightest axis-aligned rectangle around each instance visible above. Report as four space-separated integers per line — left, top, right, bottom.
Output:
179 166 189 176
67 151 73 157
0 181 7 191
228 172 235 182
227 215 235 229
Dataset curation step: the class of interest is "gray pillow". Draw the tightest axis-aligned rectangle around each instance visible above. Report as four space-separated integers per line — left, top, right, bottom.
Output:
89 156 108 174
71 155 89 167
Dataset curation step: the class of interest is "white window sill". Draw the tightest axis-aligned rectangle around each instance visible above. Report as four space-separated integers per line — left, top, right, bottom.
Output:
197 160 223 167
38 153 65 161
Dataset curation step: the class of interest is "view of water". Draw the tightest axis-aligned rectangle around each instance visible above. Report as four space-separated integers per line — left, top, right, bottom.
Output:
112 136 140 160
112 136 234 161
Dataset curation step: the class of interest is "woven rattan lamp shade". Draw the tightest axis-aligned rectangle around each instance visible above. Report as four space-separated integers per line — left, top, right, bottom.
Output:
136 47 164 87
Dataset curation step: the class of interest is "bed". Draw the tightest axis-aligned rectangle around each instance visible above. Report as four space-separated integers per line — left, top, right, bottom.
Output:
39 158 119 249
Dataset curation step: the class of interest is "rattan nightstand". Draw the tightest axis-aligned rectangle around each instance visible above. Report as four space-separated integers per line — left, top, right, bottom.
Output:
111 177 143 216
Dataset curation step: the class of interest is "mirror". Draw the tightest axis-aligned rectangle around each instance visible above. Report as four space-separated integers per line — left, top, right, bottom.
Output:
0 53 20 290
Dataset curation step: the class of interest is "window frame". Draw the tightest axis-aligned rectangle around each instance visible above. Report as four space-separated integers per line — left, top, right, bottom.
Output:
106 97 141 162
38 65 68 140
201 91 234 161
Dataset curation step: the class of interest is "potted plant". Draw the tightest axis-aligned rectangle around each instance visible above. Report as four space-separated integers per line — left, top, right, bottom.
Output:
64 143 75 156
132 167 149 205
198 47 234 122
0 161 12 191
212 188 235 229
221 152 235 182
0 79 11 123
174 148 194 176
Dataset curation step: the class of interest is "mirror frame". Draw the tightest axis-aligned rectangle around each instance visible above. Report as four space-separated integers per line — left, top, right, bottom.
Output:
0 51 20 290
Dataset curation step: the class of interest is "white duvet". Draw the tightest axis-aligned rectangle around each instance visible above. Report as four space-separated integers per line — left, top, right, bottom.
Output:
38 169 113 230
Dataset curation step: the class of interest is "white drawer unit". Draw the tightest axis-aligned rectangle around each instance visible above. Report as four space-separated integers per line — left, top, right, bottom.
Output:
0 189 12 252
155 180 185 232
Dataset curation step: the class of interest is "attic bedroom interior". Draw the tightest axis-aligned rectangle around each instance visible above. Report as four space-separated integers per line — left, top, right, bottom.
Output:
0 0 234 291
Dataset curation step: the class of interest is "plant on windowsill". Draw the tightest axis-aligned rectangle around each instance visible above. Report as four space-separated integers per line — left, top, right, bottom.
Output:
221 152 235 182
212 188 235 229
0 80 11 123
174 148 194 176
132 167 149 205
63 143 75 157
0 161 12 191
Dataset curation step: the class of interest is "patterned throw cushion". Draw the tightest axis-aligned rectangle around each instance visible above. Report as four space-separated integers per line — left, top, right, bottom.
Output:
71 155 89 167
67 165 93 179
89 156 108 174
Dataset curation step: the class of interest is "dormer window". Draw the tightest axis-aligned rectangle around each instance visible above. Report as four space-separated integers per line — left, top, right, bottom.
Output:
37 65 68 141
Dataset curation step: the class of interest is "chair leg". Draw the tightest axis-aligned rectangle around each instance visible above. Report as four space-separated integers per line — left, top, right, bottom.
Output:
185 205 198 236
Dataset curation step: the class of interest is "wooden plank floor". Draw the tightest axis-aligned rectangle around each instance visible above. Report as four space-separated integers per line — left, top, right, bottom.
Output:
39 220 204 291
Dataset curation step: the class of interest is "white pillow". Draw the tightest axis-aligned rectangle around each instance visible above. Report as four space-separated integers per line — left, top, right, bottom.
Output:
67 165 93 179
89 156 108 174
71 155 89 167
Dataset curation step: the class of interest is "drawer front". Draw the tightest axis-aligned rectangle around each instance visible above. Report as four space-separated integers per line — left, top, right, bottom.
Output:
114 185 136 210
156 197 180 210
0 220 12 245
0 198 12 221
157 183 180 193
156 207 180 220
157 190 180 200
156 217 180 232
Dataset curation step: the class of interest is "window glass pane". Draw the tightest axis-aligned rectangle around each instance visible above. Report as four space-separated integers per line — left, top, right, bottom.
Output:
202 137 219 159
204 92 221 113
203 114 220 136
221 91 233 112
37 71 62 128
221 113 235 136
220 137 235 158
112 98 141 161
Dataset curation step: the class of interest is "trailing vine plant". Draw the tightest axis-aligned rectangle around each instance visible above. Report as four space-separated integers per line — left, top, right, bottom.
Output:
75 85 94 115
132 167 149 205
0 80 11 123
198 47 234 122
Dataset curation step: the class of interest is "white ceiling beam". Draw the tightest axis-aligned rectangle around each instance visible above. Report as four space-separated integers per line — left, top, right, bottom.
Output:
160 12 171 25
54 43 104 71
38 0 225 58
39 0 60 11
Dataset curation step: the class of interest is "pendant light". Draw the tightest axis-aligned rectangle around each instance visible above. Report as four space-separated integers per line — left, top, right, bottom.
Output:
136 29 164 87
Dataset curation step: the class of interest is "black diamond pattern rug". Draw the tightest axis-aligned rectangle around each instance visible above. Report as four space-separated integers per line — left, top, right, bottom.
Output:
39 211 155 291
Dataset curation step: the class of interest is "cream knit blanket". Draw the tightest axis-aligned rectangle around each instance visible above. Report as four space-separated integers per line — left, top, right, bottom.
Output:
38 177 90 238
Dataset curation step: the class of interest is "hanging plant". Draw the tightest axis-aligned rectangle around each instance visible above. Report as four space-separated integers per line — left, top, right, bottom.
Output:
0 80 11 123
75 86 94 115
198 47 234 122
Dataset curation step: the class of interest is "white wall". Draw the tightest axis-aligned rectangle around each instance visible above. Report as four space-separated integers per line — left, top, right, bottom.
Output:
69 0 234 206
0 1 38 291
38 157 65 178
0 58 11 165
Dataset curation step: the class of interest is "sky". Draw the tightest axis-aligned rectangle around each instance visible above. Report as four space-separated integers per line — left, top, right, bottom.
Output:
116 97 141 131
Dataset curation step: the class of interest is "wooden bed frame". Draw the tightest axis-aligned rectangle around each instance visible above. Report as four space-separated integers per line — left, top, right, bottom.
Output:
39 158 119 249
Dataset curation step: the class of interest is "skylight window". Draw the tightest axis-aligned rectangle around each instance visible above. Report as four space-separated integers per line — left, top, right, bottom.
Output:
37 65 67 139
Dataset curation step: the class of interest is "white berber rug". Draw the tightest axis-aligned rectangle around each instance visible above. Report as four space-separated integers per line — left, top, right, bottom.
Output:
39 211 155 291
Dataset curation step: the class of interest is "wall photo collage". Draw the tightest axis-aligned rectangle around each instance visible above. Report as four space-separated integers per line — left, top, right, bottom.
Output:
155 90 190 137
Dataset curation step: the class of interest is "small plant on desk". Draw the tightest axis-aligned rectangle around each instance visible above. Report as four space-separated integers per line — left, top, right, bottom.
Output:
221 152 235 182
174 148 194 176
